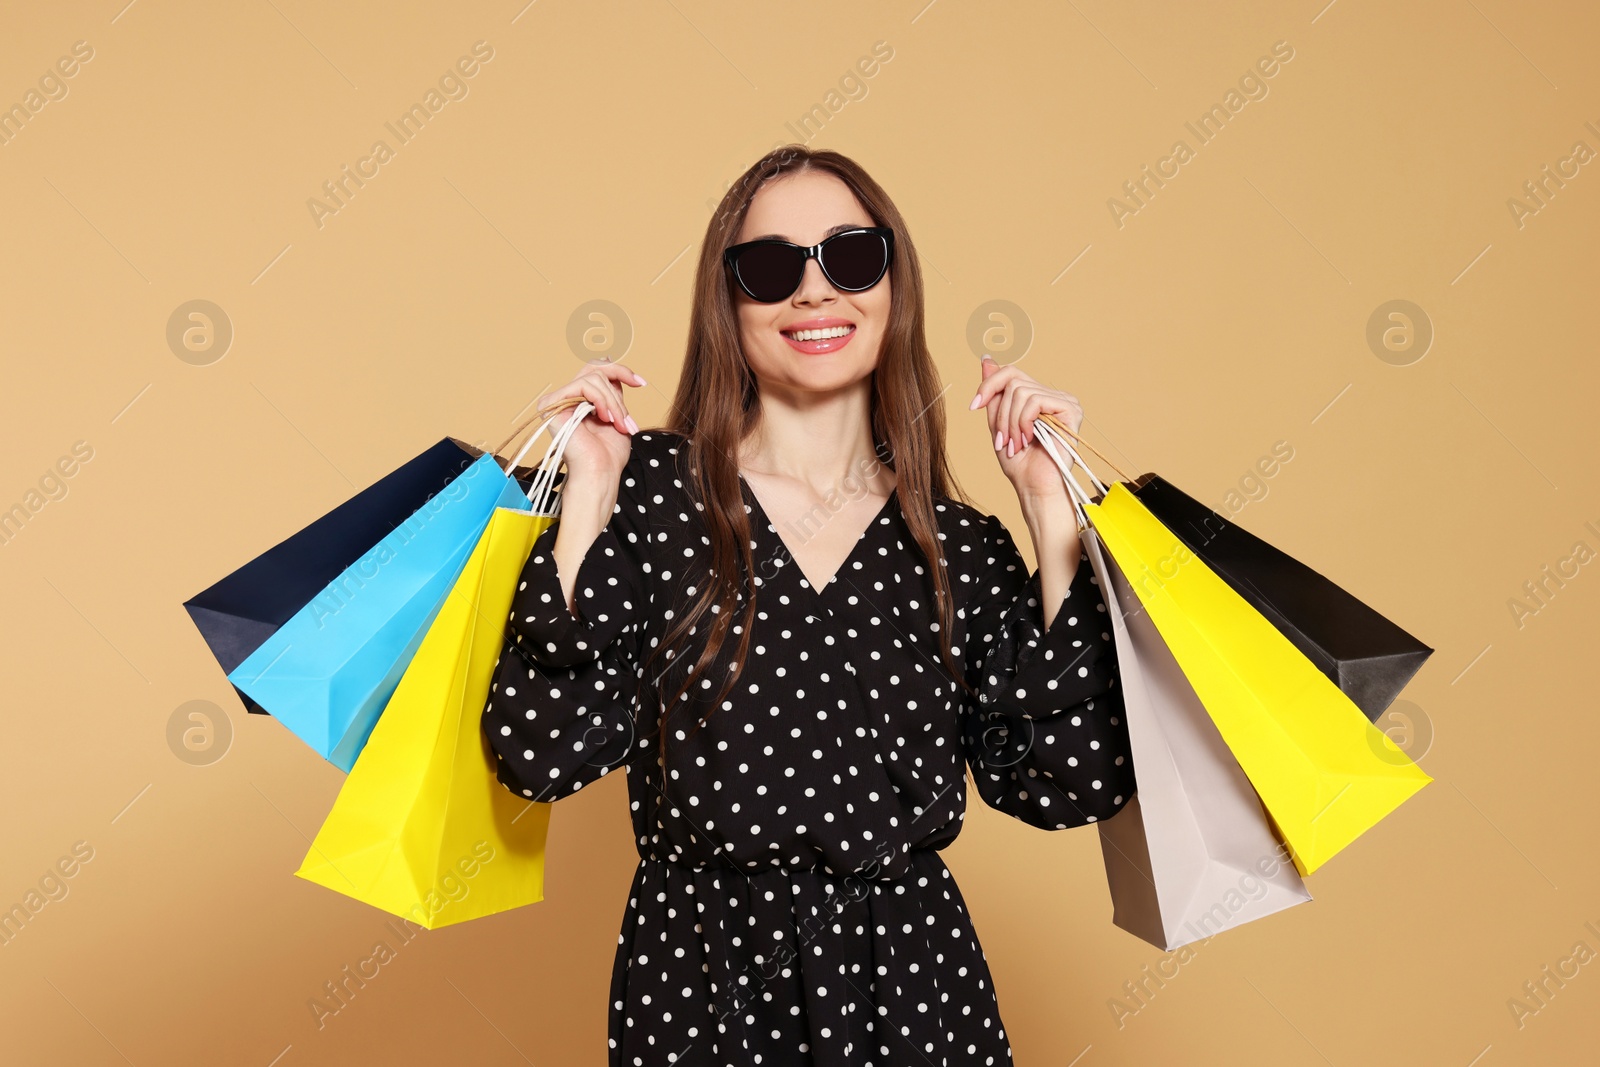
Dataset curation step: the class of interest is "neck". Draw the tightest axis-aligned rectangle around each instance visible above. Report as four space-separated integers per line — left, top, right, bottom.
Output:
739 379 893 497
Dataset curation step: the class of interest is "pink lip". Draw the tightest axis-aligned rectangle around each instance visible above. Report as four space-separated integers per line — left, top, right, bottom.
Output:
779 317 857 355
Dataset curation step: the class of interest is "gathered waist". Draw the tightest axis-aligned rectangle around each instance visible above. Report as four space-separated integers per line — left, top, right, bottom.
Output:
640 842 944 885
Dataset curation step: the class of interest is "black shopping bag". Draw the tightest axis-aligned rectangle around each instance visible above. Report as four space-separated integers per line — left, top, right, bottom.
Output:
1131 474 1432 722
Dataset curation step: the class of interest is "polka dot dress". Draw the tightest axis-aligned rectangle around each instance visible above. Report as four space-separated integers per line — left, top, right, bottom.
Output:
483 430 1135 1066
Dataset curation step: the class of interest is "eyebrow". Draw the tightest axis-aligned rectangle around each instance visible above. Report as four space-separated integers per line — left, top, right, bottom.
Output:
744 222 873 243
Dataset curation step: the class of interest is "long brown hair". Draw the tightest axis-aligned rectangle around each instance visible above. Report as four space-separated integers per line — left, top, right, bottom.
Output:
642 145 981 754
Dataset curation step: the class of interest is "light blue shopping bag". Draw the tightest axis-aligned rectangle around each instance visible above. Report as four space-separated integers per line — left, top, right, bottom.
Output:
228 450 532 770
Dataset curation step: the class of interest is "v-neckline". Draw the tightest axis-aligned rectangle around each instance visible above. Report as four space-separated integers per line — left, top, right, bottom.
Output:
736 471 899 599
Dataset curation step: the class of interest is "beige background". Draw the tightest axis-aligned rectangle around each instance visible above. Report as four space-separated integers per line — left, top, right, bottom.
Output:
2 1 1597 1063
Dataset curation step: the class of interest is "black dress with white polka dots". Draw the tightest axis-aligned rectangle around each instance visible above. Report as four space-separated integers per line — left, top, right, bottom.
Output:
483 429 1134 1066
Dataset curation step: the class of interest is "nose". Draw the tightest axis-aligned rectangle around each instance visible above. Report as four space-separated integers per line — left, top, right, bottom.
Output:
791 255 836 307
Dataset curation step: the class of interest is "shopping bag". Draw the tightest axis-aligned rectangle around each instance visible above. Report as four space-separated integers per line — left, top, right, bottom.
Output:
295 402 591 928
1032 427 1310 949
1132 474 1432 722
183 438 496 716
1032 417 1430 877
229 451 532 771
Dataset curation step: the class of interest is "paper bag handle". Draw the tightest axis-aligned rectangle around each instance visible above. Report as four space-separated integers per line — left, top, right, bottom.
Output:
1034 411 1137 485
523 400 595 516
1030 419 1096 531
500 395 586 472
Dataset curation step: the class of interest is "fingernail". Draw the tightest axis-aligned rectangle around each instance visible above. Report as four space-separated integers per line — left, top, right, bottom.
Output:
633 373 647 386
1006 439 1015 458
969 394 982 410
624 415 640 434
994 430 1004 451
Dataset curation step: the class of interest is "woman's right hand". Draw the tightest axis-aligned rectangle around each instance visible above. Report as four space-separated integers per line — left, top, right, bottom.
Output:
531 361 648 614
537 361 648 481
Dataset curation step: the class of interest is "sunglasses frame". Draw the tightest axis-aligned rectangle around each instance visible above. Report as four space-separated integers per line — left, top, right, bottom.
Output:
723 226 896 303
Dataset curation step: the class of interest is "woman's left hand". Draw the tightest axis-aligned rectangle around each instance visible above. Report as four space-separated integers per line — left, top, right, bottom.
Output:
969 354 1083 499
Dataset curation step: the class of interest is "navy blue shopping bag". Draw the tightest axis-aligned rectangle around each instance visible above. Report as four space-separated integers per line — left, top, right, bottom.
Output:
183 437 507 716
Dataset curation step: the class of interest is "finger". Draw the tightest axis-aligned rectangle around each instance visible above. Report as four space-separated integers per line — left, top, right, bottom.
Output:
569 376 623 432
1040 392 1080 417
586 374 632 433
598 373 643 435
994 382 1012 455
1041 395 1084 437
1031 389 1070 445
598 375 641 435
572 377 614 422
596 373 630 422
1000 365 1038 391
970 362 1018 412
593 360 648 389
1018 391 1054 446
559 384 604 429
1011 390 1049 444
544 367 617 418
997 382 1023 456
1010 385 1040 449
979 371 1004 451
971 359 997 411
1064 401 1085 437
984 384 1003 451
556 362 639 416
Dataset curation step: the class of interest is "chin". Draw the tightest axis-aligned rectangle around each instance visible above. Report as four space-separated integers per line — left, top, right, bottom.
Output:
794 353 879 382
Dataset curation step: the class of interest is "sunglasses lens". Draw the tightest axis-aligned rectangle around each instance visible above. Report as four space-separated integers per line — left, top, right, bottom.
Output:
820 231 889 291
733 243 805 302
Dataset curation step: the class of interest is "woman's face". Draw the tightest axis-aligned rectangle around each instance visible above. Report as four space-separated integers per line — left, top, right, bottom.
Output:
731 170 891 398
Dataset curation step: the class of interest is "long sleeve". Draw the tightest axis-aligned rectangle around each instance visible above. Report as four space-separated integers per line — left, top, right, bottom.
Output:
481 440 657 803
959 511 1135 830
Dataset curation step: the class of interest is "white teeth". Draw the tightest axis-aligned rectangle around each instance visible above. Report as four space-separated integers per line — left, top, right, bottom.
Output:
787 325 853 341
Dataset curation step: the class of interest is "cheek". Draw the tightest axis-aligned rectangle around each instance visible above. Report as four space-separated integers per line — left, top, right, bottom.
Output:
854 287 893 349
738 304 776 355
864 280 892 323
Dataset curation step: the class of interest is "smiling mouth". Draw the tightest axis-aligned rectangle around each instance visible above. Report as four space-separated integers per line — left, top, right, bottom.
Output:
781 325 856 341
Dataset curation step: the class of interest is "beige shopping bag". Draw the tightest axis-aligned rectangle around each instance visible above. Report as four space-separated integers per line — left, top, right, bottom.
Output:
1033 421 1312 950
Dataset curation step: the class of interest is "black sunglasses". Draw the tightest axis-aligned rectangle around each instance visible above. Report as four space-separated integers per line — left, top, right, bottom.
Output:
724 226 895 303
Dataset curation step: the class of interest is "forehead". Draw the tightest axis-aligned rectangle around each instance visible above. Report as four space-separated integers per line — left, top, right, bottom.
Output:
737 170 874 245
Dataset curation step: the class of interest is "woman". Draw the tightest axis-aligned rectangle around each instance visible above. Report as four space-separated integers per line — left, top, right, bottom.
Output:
483 146 1135 1065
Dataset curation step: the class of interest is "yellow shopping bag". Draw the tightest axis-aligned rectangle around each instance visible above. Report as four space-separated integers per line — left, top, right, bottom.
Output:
1084 482 1431 877
295 506 554 929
